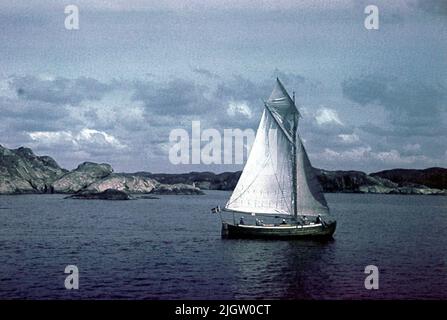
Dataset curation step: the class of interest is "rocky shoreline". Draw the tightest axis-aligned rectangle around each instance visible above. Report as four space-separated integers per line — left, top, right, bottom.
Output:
0 144 446 197
144 168 447 196
0 145 204 197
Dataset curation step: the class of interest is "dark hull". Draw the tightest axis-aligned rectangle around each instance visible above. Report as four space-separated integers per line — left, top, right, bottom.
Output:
221 221 336 239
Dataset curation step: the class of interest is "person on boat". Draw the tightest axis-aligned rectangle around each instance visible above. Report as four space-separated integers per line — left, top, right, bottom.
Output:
239 217 245 225
255 218 262 226
281 219 287 225
316 215 326 226
302 216 309 224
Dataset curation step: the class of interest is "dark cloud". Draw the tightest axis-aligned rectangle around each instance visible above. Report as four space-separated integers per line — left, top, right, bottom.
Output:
416 0 447 16
273 69 306 87
360 122 446 138
342 75 446 134
192 67 220 79
342 75 388 105
132 78 211 115
9 75 114 105
215 72 308 105
131 75 277 129
215 75 268 102
0 96 74 131
0 12 50 28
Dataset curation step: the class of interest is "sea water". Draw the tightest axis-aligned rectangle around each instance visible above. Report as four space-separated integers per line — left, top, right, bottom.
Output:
0 192 446 299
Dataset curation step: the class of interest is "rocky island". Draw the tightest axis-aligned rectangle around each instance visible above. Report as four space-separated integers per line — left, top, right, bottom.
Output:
0 144 446 197
0 144 204 198
66 189 133 200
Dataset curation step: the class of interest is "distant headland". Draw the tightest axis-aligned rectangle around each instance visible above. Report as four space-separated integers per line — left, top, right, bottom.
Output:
0 144 446 197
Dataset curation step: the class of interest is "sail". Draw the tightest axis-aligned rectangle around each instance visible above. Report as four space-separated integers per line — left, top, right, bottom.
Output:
225 109 294 215
225 78 329 217
265 78 300 140
295 137 330 216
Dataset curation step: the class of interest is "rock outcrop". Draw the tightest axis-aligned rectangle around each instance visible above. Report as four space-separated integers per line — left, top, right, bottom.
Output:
66 189 132 200
52 162 113 193
84 174 158 193
315 169 399 193
0 145 205 195
0 144 67 194
151 183 205 195
143 171 242 191
370 167 447 190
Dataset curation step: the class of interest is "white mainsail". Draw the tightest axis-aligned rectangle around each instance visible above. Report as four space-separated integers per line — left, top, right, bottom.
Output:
225 109 294 215
225 78 329 217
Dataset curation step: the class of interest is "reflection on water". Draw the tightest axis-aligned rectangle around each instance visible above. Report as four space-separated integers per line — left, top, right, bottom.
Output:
221 238 336 299
0 191 446 299
282 240 337 299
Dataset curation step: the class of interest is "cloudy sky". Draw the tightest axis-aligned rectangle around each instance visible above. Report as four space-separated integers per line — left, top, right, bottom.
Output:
0 0 446 173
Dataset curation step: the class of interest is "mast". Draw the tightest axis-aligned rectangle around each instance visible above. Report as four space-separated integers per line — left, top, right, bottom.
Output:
292 92 298 220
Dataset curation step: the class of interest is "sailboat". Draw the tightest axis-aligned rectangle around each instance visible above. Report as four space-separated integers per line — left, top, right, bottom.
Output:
216 78 336 239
